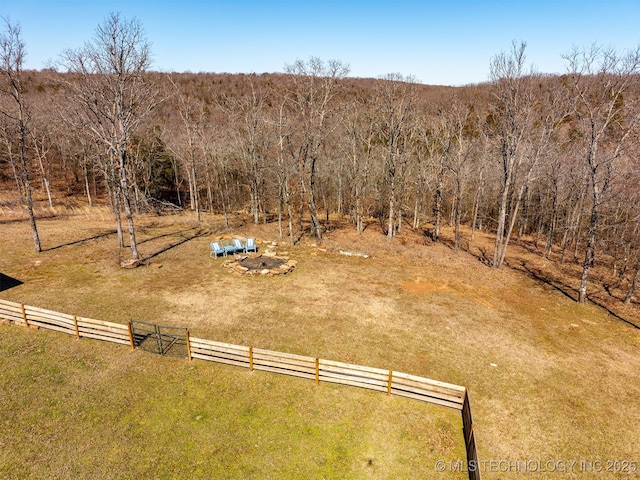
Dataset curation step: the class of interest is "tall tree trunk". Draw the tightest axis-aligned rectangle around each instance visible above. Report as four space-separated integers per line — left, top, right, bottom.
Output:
471 177 483 242
82 162 93 207
287 194 294 246
387 180 395 239
277 183 284 239
543 180 559 257
433 173 443 241
454 179 463 250
492 161 511 267
3 139 25 202
19 121 41 252
498 194 523 268
413 196 420 230
578 188 599 304
307 157 322 240
356 193 363 234
387 149 396 239
119 150 139 261
624 259 640 304
31 134 53 208
189 155 200 222
104 172 124 248
220 169 230 229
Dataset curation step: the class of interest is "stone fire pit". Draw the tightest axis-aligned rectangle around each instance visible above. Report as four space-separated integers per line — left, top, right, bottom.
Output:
223 254 297 276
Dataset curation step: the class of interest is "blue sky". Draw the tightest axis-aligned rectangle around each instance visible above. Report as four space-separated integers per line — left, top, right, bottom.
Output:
2 0 639 86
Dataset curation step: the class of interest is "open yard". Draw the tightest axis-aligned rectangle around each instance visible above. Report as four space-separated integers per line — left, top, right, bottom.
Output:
1 208 640 479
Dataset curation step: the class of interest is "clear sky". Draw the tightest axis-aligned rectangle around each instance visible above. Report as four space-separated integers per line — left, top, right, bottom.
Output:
2 0 639 86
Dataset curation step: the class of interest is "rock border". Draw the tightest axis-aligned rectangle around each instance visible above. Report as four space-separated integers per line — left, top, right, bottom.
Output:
223 254 297 276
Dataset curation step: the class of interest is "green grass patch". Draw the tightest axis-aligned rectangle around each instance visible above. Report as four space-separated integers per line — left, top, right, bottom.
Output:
0 324 464 479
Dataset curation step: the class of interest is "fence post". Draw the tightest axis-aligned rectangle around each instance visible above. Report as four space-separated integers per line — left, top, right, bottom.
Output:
387 370 393 396
462 391 480 480
249 346 253 371
127 321 135 350
73 315 80 339
185 329 192 361
315 358 319 384
20 304 29 327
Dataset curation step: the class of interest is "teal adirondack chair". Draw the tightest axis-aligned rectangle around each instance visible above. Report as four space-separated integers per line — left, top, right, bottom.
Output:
232 238 245 254
245 238 257 253
210 241 226 258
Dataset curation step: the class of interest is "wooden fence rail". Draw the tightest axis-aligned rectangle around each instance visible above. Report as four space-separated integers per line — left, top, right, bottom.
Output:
0 299 27 324
0 297 479 479
0 299 133 346
187 335 466 409
76 315 131 346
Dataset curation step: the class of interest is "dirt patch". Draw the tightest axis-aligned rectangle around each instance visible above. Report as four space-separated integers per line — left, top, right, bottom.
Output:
401 277 495 308
401 277 454 294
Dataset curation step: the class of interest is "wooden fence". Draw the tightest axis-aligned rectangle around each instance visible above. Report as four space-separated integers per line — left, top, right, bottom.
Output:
0 299 133 346
0 298 479 479
188 337 467 410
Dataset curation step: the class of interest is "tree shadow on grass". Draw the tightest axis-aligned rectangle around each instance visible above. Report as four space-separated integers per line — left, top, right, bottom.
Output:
512 259 640 330
0 213 58 225
141 228 208 263
443 236 640 330
513 259 580 302
0 273 23 292
137 228 199 246
43 230 117 252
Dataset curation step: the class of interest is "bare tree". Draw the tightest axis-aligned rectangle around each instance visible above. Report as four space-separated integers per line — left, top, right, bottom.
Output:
564 44 640 303
228 79 271 224
342 97 376 234
623 143 640 304
28 98 56 208
0 17 41 252
423 112 450 242
487 41 538 268
59 12 158 262
374 73 416 239
444 99 481 250
270 98 296 243
166 78 206 222
0 115 24 199
284 57 349 240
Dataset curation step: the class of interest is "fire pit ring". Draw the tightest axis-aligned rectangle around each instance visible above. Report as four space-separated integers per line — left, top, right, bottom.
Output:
223 255 297 276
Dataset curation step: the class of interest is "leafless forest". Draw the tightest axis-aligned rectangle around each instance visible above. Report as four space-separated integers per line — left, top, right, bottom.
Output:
2 15 640 308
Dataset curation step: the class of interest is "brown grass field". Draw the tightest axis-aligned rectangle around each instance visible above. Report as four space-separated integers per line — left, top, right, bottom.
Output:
1 203 639 479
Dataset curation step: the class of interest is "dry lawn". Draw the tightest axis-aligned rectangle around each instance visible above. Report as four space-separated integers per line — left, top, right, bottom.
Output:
1 205 640 479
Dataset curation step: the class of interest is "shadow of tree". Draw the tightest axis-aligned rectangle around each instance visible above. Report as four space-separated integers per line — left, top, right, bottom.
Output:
44 230 117 251
141 228 208 263
438 234 640 329
0 213 58 225
511 259 579 302
0 273 23 292
508 259 640 330
137 228 199 246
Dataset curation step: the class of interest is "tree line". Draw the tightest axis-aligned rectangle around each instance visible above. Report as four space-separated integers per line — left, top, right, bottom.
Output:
2 14 640 305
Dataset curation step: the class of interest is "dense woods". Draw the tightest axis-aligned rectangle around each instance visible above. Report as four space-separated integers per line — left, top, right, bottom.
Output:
2 16 640 306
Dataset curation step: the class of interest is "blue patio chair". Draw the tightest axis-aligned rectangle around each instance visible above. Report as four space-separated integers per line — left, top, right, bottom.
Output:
232 238 246 254
210 241 226 258
245 238 257 253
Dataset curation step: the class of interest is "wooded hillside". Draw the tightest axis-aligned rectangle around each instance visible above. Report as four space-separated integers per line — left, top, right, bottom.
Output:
2 16 640 309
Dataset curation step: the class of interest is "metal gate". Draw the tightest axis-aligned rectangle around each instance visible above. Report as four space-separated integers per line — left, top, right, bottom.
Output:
131 320 189 358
